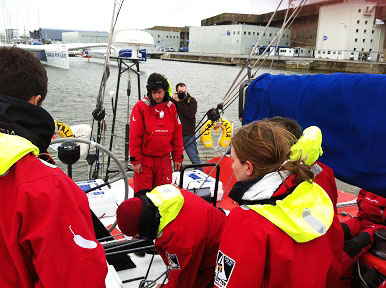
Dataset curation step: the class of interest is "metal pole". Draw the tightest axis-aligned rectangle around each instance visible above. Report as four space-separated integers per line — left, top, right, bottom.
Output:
105 58 123 181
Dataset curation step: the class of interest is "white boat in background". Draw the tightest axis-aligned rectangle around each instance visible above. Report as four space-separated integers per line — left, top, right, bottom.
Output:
17 43 70 69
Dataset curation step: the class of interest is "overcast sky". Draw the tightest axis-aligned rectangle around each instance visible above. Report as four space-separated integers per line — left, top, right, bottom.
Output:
1 0 311 34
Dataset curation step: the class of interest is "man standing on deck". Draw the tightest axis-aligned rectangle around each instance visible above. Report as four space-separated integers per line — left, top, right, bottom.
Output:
0 47 107 287
172 83 202 170
130 73 183 194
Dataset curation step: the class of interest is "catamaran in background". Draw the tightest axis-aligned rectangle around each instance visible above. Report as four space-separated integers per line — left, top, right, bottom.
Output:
0 29 154 69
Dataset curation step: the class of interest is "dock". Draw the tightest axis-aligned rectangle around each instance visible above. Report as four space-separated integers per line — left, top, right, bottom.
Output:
147 52 386 74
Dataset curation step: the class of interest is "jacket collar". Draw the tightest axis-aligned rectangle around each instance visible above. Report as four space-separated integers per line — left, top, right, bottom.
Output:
229 171 299 205
0 94 54 153
0 133 39 176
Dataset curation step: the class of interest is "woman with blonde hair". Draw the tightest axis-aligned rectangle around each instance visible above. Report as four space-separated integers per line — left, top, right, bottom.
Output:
214 120 343 288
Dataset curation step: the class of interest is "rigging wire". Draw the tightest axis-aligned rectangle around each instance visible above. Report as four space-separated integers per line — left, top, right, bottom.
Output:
270 0 292 69
220 0 285 105
218 0 308 104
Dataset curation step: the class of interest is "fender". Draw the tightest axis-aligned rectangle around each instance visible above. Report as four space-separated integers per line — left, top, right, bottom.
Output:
200 118 232 148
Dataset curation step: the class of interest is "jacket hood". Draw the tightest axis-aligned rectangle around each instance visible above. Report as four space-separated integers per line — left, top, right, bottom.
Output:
246 181 334 243
0 94 54 153
0 133 39 176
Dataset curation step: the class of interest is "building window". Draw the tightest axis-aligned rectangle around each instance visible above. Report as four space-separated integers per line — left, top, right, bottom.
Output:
257 32 259 36
372 30 374 34
166 36 168 38
328 51 331 54
363 39 365 43
253 32 255 35
158 40 160 43
323 51 326 54
354 48 356 51
371 39 373 43
269 33 272 37
238 31 240 35
286 42 288 46
361 48 364 51
358 9 361 12
317 51 320 54
263 33 266 36
355 38 358 42
308 50 311 53
158 35 160 37
338 51 342 55
301 49 303 53
369 49 372 52
233 31 235 35
356 29 359 33
365 21 368 24
248 32 251 35
364 29 367 33
244 31 246 35
357 20 360 24
333 51 336 54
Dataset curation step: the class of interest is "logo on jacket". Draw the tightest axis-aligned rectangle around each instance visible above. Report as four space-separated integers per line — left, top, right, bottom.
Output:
132 115 136 122
166 253 180 270
69 225 97 249
214 250 236 288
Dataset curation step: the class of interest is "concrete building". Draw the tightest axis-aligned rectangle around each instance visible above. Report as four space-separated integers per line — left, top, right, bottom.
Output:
315 1 385 61
5 29 18 41
144 29 180 51
189 24 290 55
147 26 189 50
62 31 108 43
29 28 76 42
202 1 386 56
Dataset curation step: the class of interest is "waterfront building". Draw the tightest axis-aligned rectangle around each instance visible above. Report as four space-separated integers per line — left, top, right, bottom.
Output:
62 31 108 44
315 1 385 61
29 28 76 42
144 29 180 51
189 24 290 55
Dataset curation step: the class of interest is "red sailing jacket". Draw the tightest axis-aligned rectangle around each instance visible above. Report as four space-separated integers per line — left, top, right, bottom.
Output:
129 98 183 164
215 177 343 288
0 154 107 287
155 190 227 288
313 161 338 208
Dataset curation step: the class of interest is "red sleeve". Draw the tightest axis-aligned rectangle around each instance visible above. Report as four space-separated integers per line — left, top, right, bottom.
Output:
129 102 145 164
214 208 266 288
170 104 183 163
17 172 107 287
155 227 203 288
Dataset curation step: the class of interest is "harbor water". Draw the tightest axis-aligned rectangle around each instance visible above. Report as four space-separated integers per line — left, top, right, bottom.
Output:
44 57 359 194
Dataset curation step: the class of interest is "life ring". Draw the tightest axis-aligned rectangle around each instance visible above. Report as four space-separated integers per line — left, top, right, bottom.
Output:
200 118 232 148
53 121 74 140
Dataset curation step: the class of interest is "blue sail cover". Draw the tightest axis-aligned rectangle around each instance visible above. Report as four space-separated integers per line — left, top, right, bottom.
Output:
242 73 386 196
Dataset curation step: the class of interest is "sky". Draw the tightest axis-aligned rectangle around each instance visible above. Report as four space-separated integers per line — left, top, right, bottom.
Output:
0 0 315 35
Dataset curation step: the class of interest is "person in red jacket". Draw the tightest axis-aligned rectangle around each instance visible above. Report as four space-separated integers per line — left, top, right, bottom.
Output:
214 120 343 288
116 184 226 288
269 116 338 207
0 47 107 287
130 73 183 194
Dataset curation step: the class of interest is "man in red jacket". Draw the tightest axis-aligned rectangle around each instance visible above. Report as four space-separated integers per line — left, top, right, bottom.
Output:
116 184 227 288
0 47 107 287
130 73 183 194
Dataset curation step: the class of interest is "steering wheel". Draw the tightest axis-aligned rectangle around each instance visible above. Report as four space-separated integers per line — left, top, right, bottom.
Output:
51 138 129 231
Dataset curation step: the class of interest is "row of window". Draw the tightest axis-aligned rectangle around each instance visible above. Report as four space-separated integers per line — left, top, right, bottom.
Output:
356 19 375 25
316 48 373 54
232 30 289 38
354 38 374 43
154 34 179 39
355 29 375 34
